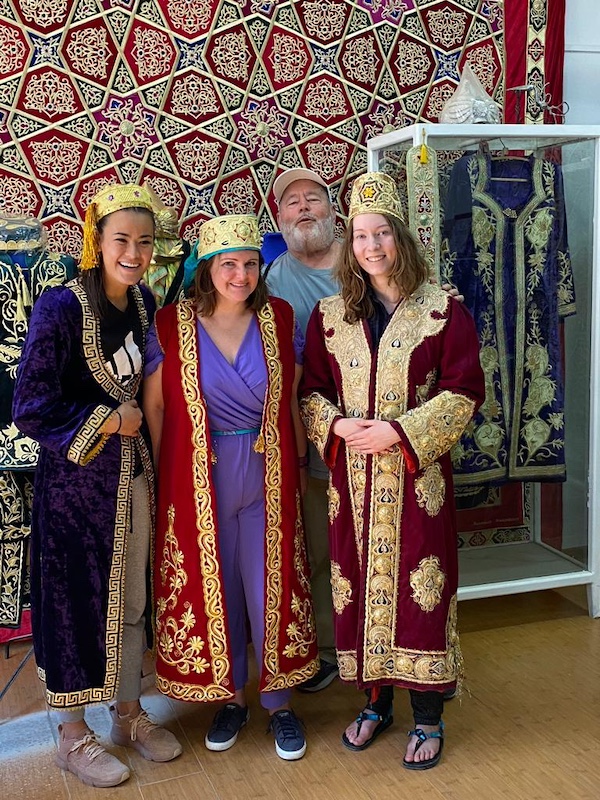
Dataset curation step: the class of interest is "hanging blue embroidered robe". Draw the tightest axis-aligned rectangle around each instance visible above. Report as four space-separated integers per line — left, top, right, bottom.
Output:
442 152 575 484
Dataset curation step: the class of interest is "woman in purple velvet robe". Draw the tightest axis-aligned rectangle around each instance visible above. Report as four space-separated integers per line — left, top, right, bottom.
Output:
12 184 182 789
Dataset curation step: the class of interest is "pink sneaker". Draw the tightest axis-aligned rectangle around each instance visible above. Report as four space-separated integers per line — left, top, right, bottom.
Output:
110 705 182 762
55 724 130 788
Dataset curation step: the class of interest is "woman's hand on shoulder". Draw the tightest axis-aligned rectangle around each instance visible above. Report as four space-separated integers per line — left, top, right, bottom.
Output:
440 282 464 304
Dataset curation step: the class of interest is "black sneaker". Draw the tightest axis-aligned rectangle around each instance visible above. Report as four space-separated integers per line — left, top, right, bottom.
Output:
205 703 249 751
267 709 306 760
297 659 338 693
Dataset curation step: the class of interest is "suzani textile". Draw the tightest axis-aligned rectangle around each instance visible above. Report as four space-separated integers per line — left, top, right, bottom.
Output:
0 1 563 250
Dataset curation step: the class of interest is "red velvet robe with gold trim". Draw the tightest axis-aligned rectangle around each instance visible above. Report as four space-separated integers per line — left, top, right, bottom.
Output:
300 284 484 692
154 297 318 701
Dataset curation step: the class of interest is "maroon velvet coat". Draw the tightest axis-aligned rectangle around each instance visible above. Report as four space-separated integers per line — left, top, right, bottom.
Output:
300 284 484 692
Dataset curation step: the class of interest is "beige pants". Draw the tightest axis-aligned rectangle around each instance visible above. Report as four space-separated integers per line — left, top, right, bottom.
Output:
303 475 336 663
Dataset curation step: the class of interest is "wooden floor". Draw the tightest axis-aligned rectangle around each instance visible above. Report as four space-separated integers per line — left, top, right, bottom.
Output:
1 586 599 799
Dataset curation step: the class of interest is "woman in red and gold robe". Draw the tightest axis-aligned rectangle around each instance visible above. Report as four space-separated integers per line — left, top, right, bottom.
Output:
300 173 484 770
144 215 318 762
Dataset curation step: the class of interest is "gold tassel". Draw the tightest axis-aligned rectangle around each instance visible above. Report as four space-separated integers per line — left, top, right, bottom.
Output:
15 270 32 323
80 202 100 270
253 432 265 454
419 143 428 164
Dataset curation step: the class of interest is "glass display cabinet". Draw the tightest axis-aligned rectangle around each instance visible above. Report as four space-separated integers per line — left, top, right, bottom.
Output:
367 124 600 615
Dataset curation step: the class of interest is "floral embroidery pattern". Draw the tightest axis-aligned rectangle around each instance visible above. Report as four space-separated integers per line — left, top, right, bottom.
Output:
156 506 211 676
330 561 352 615
414 462 446 517
409 556 446 613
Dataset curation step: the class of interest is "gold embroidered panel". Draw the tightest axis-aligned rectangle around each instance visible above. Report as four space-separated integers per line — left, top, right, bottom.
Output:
0 0 513 251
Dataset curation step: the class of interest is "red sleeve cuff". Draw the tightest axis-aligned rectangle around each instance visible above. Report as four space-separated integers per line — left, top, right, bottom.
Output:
390 420 418 473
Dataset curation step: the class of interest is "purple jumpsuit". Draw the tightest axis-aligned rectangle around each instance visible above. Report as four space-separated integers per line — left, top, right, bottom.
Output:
147 315 303 708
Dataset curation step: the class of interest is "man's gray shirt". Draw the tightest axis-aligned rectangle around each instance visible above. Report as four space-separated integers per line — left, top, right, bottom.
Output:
266 250 338 480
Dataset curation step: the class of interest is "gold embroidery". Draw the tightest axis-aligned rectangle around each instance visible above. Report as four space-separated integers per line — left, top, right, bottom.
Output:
258 302 316 687
293 495 311 595
71 280 148 403
414 462 445 517
0 420 38 470
409 555 445 612
283 593 314 658
406 144 440 279
399 390 476 469
0 472 32 626
415 369 437 406
67 405 113 466
299 391 340 460
176 300 230 689
320 295 371 420
445 594 464 687
156 506 211 676
327 484 340 522
0 254 74 469
337 650 358 680
330 561 352 615
257 302 285 680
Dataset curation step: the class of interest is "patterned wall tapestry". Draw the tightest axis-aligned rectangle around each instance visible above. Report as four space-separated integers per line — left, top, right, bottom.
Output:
0 0 562 255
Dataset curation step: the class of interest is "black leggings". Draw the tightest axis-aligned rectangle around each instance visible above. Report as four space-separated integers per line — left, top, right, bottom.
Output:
366 685 443 726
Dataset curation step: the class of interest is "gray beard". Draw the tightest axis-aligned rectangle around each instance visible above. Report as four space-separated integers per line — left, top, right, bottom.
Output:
281 216 336 256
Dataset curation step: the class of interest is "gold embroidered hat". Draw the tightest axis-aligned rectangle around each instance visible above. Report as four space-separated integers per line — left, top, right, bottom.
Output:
348 172 404 222
196 214 262 261
80 183 154 270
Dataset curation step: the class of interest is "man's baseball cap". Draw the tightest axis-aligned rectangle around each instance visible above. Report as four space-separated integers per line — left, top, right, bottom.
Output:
273 168 330 204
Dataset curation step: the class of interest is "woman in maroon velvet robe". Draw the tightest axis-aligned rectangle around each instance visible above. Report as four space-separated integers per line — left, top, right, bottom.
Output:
12 184 181 789
300 173 485 770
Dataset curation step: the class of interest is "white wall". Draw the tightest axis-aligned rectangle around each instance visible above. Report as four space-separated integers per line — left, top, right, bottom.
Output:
564 0 600 123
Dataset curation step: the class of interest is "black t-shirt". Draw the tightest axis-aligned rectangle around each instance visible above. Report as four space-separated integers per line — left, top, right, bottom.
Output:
100 295 143 387
100 293 143 475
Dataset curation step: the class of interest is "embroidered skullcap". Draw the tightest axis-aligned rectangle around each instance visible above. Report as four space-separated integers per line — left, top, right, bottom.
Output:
348 172 404 222
80 183 154 271
196 215 262 262
273 168 330 204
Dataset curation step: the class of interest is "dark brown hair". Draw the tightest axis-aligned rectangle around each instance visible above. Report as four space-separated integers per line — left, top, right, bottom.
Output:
80 206 155 319
191 250 269 316
335 214 430 324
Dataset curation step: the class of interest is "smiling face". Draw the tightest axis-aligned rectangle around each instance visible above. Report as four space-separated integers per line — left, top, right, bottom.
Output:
277 179 336 256
209 250 260 306
351 213 397 285
99 208 154 299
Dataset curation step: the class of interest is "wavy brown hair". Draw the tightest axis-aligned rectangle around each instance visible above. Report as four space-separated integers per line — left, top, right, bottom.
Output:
191 251 269 316
335 214 430 324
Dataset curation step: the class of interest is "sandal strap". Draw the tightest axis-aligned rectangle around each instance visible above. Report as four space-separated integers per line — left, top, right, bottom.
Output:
407 721 444 742
356 710 382 724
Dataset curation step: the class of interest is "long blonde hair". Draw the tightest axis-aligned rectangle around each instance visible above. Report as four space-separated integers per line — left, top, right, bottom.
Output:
335 214 430 324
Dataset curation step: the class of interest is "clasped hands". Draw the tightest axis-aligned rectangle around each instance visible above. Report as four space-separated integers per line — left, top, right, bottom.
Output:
332 417 401 455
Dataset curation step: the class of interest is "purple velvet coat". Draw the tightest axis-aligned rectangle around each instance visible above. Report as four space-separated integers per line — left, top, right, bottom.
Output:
12 279 154 708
